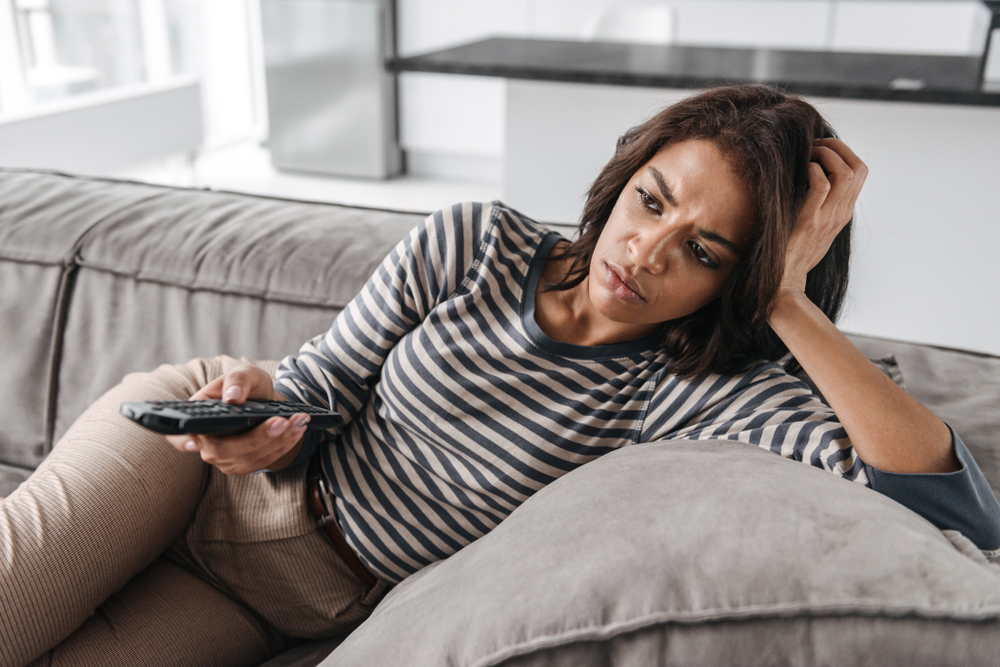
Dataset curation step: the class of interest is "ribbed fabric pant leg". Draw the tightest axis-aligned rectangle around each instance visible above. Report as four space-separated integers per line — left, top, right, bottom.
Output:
0 357 239 666
165 454 391 641
22 558 287 667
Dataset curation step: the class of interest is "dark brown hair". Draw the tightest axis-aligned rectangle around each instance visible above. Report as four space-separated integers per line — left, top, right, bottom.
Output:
547 83 850 377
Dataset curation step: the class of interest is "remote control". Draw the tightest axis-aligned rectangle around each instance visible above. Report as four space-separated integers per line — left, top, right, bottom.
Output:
120 399 342 436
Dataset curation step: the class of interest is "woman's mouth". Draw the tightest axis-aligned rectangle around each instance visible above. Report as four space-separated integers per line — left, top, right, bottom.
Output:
605 262 644 303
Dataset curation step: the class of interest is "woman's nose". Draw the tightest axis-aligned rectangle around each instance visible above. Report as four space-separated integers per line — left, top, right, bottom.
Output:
628 225 676 274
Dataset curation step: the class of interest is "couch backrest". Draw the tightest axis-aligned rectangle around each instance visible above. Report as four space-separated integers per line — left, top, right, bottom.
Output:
0 169 425 477
2 170 999 502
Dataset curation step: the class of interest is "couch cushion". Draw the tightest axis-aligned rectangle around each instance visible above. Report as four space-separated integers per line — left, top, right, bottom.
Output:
0 170 169 466
0 260 61 467
0 170 166 264
325 439 1000 667
0 462 31 497
847 333 1000 499
55 181 424 444
73 186 423 308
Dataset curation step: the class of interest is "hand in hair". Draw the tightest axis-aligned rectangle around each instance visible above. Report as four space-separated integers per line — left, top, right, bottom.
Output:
779 137 867 297
767 139 956 475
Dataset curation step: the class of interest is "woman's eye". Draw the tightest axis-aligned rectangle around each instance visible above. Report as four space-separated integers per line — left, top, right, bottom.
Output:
689 242 719 270
635 186 660 213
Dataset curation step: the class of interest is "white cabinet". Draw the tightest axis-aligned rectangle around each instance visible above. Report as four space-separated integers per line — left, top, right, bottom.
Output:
396 0 992 180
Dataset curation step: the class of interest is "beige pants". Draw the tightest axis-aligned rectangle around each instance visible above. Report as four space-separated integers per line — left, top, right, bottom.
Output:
0 357 388 667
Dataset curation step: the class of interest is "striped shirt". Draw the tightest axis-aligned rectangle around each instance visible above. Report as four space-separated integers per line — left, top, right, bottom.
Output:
275 201 999 582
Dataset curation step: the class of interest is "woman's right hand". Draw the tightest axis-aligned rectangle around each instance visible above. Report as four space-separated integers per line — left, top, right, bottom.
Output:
775 137 867 300
163 363 310 475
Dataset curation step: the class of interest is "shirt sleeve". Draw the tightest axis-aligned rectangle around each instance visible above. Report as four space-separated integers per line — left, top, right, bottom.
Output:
642 360 866 480
642 360 1000 557
271 202 493 466
866 427 1000 558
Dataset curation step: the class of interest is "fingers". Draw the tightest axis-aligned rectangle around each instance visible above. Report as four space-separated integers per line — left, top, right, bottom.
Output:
799 161 830 217
165 363 291 474
805 140 867 229
811 138 868 205
181 413 311 475
780 139 867 294
189 375 225 401
220 367 251 403
220 364 273 404
813 137 866 174
164 432 191 451
185 363 276 402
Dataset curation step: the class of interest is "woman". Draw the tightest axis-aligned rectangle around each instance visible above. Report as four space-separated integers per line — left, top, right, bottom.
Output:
3 84 998 666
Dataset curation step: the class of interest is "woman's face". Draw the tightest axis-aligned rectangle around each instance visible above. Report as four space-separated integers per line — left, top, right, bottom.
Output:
589 139 756 337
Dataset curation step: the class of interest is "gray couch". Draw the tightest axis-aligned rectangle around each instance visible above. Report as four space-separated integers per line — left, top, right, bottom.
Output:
2 168 999 666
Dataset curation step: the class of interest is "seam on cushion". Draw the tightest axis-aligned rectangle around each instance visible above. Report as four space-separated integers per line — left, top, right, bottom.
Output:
476 601 1000 667
0 460 35 471
42 191 171 456
0 254 66 266
205 187 433 217
844 331 1000 362
72 260 358 310
43 264 77 455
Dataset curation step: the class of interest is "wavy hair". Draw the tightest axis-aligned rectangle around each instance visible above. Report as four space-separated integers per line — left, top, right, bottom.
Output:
546 84 851 377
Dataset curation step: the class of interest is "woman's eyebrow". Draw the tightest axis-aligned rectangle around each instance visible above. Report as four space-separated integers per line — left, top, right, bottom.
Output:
697 228 742 256
646 167 677 206
646 166 742 256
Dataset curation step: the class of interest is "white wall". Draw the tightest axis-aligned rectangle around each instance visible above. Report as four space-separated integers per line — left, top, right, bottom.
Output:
396 0 992 182
818 96 1000 353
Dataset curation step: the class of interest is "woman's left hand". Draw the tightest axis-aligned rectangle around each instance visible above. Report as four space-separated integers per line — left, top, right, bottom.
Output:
163 364 308 475
778 138 868 296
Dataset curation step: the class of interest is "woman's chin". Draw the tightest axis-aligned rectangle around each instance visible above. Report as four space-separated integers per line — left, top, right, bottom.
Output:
592 303 660 337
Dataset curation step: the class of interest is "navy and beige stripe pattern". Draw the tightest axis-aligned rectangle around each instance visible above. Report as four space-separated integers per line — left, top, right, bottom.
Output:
274 202 865 584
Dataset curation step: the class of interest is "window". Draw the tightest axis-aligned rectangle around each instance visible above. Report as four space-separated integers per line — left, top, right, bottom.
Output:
0 0 174 112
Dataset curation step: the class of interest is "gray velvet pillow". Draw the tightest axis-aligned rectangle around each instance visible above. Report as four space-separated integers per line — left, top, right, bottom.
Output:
324 439 1000 667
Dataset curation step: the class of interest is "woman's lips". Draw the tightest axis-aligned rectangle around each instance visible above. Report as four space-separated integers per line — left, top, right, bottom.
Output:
605 262 644 303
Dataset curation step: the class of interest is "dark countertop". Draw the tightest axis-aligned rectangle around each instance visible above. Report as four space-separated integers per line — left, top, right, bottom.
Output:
390 37 1000 107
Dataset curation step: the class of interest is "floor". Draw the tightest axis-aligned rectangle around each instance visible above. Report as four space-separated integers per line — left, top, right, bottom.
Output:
115 140 503 215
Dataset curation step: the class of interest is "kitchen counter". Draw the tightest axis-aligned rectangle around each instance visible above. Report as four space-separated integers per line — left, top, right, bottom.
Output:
391 37 1000 107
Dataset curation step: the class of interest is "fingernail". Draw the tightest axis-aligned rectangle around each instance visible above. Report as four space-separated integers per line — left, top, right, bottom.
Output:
267 419 289 436
223 386 241 403
293 415 310 429
184 440 199 452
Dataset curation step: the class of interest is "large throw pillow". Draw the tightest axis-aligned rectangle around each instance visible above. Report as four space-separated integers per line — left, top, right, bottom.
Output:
323 439 1000 667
